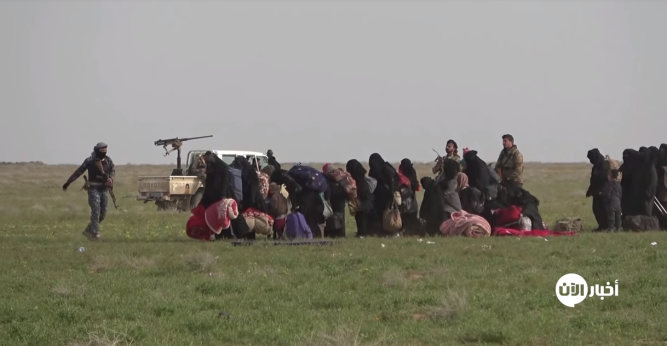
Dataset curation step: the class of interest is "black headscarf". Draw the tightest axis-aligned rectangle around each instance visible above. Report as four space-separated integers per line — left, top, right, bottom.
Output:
399 158 419 192
368 153 398 191
462 150 491 195
346 159 370 198
201 153 231 208
368 153 385 181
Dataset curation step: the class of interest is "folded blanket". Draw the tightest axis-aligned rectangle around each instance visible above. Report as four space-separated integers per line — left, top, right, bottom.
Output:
204 198 239 234
440 210 491 237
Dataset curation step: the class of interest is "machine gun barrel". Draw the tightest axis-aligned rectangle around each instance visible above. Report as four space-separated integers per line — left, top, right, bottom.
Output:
154 135 213 147
154 135 213 175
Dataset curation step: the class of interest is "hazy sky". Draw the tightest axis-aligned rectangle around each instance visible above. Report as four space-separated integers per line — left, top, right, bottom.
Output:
1 1 666 165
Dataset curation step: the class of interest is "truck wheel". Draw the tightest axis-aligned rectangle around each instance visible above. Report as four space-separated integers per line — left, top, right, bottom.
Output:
190 189 204 211
176 198 189 212
157 201 178 212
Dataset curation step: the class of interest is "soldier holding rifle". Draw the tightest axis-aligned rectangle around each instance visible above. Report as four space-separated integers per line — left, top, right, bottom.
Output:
62 142 116 241
432 139 463 176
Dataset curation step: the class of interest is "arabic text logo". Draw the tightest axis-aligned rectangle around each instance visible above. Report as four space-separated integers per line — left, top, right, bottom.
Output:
555 273 618 307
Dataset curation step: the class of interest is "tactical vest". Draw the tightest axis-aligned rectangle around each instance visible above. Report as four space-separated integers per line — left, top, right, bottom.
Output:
87 157 110 183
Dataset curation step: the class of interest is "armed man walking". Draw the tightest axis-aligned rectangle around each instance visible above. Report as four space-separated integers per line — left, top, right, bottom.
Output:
62 142 116 241
494 134 524 190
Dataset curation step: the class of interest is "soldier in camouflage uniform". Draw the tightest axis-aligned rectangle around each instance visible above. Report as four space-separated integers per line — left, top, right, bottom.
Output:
494 134 524 190
62 142 115 241
433 139 462 175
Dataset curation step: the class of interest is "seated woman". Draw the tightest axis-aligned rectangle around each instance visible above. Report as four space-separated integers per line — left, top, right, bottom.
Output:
187 152 248 241
507 187 546 230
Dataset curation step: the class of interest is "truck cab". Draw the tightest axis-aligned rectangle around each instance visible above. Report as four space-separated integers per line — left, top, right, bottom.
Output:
137 150 270 212
185 150 270 173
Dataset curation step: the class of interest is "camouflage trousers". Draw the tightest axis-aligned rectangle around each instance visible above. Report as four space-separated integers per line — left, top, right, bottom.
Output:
85 187 108 235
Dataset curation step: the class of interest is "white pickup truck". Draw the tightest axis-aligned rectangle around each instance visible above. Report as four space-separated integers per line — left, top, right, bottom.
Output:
136 150 270 212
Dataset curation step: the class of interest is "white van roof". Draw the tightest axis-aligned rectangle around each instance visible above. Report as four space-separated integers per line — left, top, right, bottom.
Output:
188 150 267 157
211 150 266 157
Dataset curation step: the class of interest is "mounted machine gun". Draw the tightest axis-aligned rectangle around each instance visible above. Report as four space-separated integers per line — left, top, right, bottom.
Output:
154 135 213 176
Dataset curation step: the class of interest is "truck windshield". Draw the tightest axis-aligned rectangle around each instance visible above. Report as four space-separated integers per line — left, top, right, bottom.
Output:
246 155 269 170
221 155 237 166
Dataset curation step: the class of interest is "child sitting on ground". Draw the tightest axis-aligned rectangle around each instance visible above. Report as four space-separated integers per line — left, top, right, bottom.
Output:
602 170 622 232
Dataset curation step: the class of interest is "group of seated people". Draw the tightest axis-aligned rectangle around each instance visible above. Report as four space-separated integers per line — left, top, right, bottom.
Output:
185 144 561 241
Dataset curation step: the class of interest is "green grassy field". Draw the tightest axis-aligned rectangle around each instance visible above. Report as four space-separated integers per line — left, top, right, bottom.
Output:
1 162 666 346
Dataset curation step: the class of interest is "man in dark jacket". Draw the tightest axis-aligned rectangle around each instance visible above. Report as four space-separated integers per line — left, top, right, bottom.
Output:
62 142 115 241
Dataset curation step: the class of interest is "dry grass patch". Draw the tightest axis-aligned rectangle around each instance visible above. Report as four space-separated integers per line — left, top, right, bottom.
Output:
120 255 157 271
69 329 135 346
302 327 389 346
30 204 47 212
382 268 445 288
183 251 217 273
51 284 73 296
68 204 84 212
414 291 468 321
90 255 116 273
381 269 411 288
51 283 85 297
248 263 280 278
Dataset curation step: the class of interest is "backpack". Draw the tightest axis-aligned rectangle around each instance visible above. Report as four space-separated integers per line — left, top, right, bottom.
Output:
285 212 313 238
288 165 327 193
228 168 243 202
605 155 622 181
398 186 418 214
552 217 584 232
328 168 358 200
